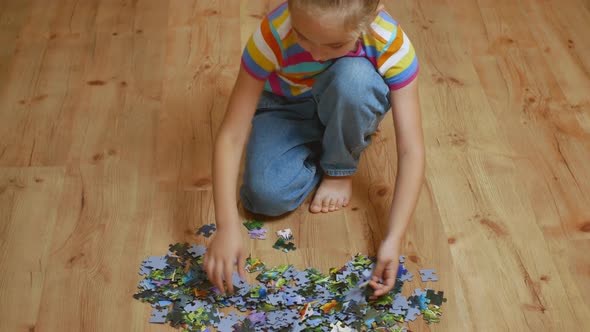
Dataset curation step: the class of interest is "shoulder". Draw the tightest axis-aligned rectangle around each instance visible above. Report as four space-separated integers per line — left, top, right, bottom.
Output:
364 9 400 45
264 1 291 35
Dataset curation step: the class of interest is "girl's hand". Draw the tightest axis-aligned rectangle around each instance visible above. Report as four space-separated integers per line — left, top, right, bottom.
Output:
203 225 246 295
369 236 402 299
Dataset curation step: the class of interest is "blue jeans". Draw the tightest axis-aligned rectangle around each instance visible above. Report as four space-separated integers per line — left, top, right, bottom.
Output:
240 57 390 216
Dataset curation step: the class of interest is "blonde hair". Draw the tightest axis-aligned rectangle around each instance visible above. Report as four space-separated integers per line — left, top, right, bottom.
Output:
288 0 381 34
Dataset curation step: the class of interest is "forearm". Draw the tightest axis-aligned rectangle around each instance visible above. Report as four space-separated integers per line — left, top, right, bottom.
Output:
386 148 425 240
212 132 247 229
211 66 264 231
386 79 424 241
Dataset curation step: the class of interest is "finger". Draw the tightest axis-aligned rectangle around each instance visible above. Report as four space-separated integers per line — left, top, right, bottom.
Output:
368 280 383 292
224 262 234 295
205 258 214 282
372 288 386 298
369 283 385 299
381 266 397 293
237 252 247 279
372 260 386 282
214 263 225 294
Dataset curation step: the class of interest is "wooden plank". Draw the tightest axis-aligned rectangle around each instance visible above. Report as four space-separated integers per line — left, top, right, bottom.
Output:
0 167 65 331
0 0 588 331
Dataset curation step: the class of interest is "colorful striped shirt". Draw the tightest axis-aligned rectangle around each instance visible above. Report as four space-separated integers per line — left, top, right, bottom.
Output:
241 2 419 99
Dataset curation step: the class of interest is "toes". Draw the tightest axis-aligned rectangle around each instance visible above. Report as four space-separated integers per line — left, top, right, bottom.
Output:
321 198 330 213
342 198 349 207
335 198 344 210
328 198 336 212
310 197 322 213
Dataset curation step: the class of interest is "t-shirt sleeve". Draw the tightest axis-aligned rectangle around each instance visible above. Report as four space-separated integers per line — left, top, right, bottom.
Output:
241 16 282 81
376 25 419 90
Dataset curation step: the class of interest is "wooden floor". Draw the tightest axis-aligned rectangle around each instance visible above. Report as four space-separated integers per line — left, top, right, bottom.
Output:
1 0 589 331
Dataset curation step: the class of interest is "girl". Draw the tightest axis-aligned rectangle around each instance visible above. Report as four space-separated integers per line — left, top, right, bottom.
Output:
205 0 424 300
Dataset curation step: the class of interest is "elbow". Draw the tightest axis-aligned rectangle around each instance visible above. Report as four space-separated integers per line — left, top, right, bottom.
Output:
398 144 425 174
214 124 249 151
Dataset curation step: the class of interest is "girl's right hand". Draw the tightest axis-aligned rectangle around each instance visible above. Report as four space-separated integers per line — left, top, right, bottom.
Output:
203 225 246 295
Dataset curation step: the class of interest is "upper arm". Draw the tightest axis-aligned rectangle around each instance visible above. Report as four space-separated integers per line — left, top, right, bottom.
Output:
389 79 424 154
368 13 419 91
218 13 281 143
217 66 266 143
241 16 281 81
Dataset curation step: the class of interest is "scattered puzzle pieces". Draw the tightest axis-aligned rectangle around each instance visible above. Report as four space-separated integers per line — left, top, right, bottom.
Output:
272 237 296 252
187 244 207 257
419 269 439 282
149 308 169 323
426 289 447 306
400 271 414 282
135 246 446 331
405 306 421 321
242 220 263 230
423 304 443 324
142 255 168 270
246 257 265 273
330 321 354 332
276 228 294 240
196 223 217 238
248 228 267 240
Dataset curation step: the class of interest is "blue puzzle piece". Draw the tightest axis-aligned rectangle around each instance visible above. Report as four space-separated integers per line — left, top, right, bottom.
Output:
283 292 306 306
139 279 155 290
232 272 248 288
397 264 409 279
196 223 217 238
392 294 410 310
419 269 439 282
170 295 188 309
188 244 207 257
293 270 309 286
266 293 283 306
152 300 172 308
405 307 421 321
139 265 152 276
149 308 168 323
344 286 366 305
412 288 427 297
216 312 242 332
400 272 414 282
143 256 168 270
390 307 405 316
184 299 208 313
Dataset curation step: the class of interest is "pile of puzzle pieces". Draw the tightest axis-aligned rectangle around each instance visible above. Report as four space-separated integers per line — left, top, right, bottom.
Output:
134 243 447 331
200 221 298 253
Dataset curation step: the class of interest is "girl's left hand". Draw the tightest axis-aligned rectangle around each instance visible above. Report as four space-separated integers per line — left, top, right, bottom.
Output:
369 236 402 299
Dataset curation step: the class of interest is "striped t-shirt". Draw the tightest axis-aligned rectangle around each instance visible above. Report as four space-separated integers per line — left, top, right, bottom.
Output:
241 2 419 99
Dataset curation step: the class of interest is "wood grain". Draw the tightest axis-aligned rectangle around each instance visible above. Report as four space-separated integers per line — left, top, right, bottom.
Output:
0 0 588 331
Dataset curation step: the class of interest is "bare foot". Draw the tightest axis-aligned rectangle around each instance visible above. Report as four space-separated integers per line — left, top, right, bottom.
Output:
309 175 352 213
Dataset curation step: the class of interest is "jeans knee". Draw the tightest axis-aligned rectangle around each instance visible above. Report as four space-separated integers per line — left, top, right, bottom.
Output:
313 58 390 116
240 180 294 217
322 58 386 92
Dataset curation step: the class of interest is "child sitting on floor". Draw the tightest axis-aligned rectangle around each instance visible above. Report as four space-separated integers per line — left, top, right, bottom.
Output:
205 0 424 300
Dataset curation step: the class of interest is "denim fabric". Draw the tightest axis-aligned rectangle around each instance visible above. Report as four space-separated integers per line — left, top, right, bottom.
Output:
240 57 390 216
